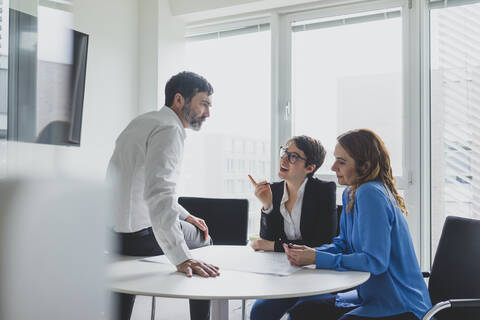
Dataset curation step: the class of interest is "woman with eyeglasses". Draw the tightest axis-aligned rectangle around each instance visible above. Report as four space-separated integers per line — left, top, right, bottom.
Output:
282 129 431 320
249 135 337 320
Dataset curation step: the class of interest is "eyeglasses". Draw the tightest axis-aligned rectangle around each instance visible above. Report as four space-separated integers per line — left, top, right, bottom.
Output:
279 146 308 164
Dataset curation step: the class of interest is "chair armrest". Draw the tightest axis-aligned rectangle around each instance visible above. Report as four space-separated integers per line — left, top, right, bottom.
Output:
422 299 480 320
450 298 480 308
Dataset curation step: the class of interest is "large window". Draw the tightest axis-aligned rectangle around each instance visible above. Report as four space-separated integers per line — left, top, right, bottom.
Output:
290 8 403 176
430 1 480 256
178 23 271 234
178 0 422 259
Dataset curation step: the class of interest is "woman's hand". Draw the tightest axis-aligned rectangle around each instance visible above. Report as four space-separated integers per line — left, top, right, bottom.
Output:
248 174 272 210
283 243 316 267
251 239 275 251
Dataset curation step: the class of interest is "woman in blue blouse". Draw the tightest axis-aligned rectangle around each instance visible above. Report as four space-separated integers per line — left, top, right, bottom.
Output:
284 129 431 320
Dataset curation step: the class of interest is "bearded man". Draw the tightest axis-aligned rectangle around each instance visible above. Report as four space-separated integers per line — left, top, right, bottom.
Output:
107 71 219 320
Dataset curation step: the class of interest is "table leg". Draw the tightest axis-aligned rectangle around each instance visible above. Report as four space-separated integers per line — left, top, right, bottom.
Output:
242 299 246 320
211 299 229 320
151 296 156 320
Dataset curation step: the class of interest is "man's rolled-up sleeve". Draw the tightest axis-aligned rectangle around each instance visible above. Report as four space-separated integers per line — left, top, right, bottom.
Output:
143 126 191 266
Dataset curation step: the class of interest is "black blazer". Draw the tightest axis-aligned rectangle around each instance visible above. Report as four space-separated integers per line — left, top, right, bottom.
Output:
259 177 337 252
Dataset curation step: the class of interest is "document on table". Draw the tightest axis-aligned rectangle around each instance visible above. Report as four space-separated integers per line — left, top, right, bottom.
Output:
142 246 302 276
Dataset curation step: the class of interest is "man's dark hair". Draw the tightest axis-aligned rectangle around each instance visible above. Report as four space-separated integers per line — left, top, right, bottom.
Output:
287 135 327 177
164 71 213 107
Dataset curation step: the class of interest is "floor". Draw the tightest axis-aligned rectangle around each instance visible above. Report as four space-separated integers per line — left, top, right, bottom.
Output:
131 296 261 320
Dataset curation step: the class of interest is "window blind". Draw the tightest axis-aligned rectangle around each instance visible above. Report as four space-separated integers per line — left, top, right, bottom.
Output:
430 0 480 9
292 10 401 33
186 23 270 42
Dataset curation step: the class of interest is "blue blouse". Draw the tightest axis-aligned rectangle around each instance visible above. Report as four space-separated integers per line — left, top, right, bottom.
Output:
315 181 431 319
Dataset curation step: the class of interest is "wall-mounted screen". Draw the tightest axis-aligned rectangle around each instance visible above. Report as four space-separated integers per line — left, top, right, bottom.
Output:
8 7 88 146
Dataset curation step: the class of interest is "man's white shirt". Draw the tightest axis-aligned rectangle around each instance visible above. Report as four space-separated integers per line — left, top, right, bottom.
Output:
107 106 192 265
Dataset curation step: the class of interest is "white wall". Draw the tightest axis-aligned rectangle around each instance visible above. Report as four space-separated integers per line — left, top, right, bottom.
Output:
155 1 187 112
139 0 159 113
137 0 187 114
136 0 188 114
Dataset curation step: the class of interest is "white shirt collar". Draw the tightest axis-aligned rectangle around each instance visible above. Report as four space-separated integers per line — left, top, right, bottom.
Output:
161 105 186 139
281 177 308 204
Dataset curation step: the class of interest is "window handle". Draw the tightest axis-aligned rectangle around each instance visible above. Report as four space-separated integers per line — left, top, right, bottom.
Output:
284 101 291 121
408 171 414 185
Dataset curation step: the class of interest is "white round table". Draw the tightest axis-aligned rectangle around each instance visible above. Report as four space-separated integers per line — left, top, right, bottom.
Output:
108 245 370 320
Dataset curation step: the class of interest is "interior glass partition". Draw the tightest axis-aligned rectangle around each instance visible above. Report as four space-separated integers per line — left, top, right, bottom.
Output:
0 0 7 140
0 0 8 179
430 0 480 257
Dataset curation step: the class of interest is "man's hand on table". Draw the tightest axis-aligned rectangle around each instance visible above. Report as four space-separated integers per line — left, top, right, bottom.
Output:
176 259 220 278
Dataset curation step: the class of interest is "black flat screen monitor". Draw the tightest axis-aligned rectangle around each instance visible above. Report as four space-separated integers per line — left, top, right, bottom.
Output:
8 8 89 147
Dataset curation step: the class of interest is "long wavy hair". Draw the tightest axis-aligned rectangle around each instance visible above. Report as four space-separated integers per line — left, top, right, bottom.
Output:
337 129 407 215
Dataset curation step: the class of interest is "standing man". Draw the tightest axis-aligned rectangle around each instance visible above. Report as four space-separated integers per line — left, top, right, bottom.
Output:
107 71 219 320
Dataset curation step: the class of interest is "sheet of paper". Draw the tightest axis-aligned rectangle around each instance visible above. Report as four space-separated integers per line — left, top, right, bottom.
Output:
142 246 302 276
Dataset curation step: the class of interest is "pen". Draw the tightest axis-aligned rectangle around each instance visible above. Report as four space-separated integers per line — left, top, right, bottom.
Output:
247 174 257 186
248 174 270 186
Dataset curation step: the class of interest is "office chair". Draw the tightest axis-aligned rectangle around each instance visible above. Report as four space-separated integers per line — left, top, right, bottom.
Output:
178 196 249 245
148 197 249 320
179 197 249 318
336 205 343 236
422 216 480 320
151 197 248 320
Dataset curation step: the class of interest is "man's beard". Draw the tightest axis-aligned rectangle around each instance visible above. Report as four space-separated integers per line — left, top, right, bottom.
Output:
182 101 206 131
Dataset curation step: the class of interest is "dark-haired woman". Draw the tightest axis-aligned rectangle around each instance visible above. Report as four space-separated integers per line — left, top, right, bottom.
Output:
284 129 431 320
249 135 337 320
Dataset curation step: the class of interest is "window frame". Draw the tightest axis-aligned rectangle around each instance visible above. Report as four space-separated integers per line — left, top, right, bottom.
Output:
277 0 426 266
277 0 412 188
420 0 432 273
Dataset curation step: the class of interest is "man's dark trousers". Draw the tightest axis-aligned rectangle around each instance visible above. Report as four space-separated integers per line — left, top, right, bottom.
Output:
112 223 211 320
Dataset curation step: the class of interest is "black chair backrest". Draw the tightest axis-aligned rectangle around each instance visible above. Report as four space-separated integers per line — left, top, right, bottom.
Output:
429 216 480 319
336 205 343 236
178 197 249 245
